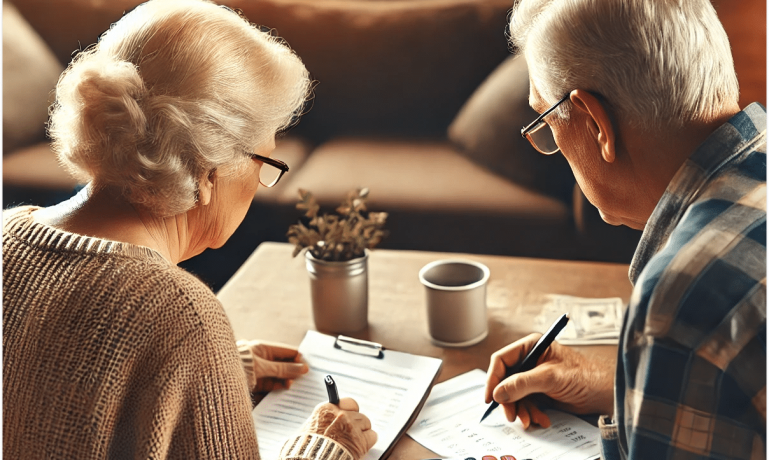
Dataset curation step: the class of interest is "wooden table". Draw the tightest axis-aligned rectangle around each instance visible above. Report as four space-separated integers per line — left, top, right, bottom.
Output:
218 242 633 459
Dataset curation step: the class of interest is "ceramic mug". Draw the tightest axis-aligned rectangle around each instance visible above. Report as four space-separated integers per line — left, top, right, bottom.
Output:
419 259 490 347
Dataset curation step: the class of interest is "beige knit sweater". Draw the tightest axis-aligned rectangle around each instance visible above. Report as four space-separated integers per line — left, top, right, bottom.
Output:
3 206 354 460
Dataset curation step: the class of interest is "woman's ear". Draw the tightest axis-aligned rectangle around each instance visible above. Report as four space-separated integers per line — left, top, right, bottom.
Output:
570 90 616 163
197 169 216 206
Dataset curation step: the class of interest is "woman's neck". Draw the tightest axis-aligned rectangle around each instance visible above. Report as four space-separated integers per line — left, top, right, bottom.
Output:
32 184 196 264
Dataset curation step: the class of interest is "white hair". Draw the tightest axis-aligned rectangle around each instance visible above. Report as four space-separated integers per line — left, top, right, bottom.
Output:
48 0 311 216
509 0 739 130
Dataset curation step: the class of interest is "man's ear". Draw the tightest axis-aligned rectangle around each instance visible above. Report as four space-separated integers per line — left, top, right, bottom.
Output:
570 90 616 163
197 169 216 206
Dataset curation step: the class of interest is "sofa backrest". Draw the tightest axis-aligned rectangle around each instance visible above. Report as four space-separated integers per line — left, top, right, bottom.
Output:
9 0 765 144
228 0 514 142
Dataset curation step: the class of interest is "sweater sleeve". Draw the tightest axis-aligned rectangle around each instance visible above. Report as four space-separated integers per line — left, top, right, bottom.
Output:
154 283 356 460
279 434 355 460
156 301 262 460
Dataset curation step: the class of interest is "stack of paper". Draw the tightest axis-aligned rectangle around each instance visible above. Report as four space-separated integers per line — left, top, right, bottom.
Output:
407 369 600 460
535 295 625 345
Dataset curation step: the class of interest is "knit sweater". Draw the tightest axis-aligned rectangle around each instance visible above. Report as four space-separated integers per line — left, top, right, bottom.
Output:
3 206 354 460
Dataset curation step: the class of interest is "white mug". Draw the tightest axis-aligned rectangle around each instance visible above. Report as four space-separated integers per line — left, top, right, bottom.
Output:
419 259 490 347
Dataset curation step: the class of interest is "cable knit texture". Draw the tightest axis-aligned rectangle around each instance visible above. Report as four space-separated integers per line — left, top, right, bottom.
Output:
2 206 340 460
280 434 354 460
238 341 260 391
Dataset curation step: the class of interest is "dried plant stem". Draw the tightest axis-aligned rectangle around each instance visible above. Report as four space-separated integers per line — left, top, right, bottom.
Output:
287 188 388 262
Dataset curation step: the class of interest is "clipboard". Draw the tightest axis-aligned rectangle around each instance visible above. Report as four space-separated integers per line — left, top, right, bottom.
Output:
332 334 442 459
252 330 443 460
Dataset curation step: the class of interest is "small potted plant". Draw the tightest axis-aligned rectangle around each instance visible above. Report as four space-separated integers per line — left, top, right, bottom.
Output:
287 188 388 332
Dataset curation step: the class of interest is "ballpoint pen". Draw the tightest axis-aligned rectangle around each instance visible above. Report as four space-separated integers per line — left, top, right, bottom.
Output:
325 374 340 405
480 313 570 423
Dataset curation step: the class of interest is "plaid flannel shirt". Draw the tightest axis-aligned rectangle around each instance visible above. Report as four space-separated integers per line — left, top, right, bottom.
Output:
600 103 767 460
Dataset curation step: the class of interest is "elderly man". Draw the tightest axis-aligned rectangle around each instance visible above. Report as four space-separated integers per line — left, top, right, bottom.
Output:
484 1 766 459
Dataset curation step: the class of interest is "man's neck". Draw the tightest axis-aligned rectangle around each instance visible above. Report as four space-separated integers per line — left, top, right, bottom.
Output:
623 104 741 222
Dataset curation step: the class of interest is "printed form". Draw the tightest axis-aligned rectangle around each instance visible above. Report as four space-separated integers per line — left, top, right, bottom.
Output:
252 330 442 460
408 369 600 460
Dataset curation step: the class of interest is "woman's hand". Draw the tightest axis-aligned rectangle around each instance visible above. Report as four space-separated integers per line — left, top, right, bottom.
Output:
237 340 309 394
484 333 615 429
301 398 378 460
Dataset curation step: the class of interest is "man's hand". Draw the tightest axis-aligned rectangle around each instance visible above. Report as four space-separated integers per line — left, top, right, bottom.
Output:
484 333 615 429
237 339 309 393
302 398 378 460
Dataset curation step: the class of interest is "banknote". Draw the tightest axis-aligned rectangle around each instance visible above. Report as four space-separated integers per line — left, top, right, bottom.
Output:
534 295 625 345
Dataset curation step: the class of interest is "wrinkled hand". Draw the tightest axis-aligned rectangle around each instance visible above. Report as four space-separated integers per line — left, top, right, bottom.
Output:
484 333 615 429
237 340 309 394
301 398 378 460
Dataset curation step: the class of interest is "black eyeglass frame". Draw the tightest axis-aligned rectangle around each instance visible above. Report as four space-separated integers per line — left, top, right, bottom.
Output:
520 93 570 155
248 152 289 188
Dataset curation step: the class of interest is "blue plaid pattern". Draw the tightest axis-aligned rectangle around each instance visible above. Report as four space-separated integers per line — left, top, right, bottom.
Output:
600 103 767 460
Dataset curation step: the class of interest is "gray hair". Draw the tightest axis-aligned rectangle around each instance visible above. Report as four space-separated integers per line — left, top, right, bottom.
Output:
509 0 739 130
48 0 311 216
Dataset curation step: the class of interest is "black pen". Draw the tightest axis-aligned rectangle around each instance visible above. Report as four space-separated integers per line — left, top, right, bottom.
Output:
325 374 340 405
480 313 570 423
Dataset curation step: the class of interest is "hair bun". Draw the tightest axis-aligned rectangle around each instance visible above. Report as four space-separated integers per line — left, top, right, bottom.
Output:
86 60 146 125
63 55 148 144
50 54 156 191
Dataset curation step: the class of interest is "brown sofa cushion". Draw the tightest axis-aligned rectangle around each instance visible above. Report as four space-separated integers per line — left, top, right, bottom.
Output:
2 1 63 154
275 137 570 221
448 55 575 202
270 138 582 259
3 142 77 189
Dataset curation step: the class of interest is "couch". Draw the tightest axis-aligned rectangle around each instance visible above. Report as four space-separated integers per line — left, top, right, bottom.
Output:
4 0 765 291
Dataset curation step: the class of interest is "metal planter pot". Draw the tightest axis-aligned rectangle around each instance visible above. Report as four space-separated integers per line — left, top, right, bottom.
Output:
305 250 369 333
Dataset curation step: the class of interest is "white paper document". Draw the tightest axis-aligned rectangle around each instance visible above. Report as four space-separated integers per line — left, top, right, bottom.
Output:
408 369 600 460
535 295 625 345
252 330 442 460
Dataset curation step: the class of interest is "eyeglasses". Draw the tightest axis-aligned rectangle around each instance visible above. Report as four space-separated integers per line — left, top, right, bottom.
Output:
521 93 570 155
248 152 289 187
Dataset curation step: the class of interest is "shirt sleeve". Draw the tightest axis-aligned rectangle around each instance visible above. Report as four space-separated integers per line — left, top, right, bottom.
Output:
616 263 765 459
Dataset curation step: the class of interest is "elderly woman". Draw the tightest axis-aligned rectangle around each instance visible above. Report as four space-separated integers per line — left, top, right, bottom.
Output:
2 0 376 459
